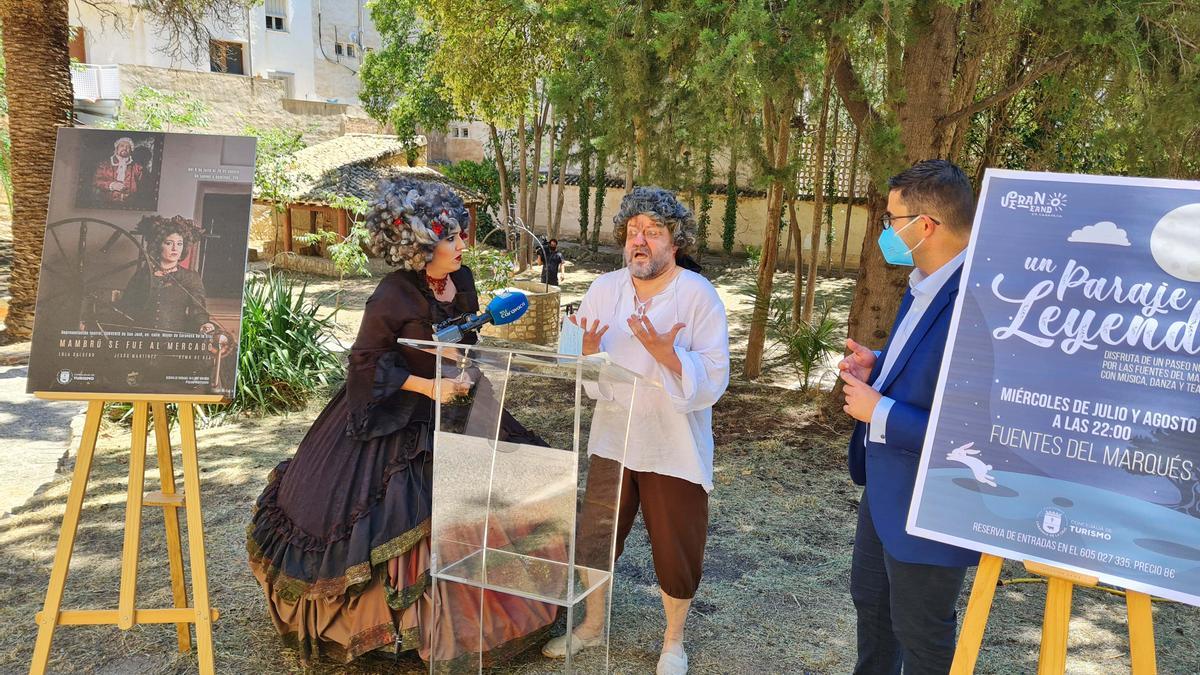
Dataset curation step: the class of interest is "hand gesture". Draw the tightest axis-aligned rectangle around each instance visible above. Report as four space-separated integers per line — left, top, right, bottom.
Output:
428 378 472 403
838 338 877 383
569 315 609 355
627 314 685 365
841 370 882 423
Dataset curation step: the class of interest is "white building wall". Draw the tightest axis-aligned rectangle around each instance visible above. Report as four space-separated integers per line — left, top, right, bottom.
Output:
71 0 321 100
310 0 378 103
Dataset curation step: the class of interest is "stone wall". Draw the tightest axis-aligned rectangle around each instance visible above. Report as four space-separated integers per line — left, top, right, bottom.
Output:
480 280 561 347
118 64 374 144
270 251 392 276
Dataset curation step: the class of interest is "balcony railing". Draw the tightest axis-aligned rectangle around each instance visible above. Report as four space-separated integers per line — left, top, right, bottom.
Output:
72 64 121 101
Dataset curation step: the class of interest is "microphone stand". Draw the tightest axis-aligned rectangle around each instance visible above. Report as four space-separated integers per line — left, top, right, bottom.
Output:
506 204 550 293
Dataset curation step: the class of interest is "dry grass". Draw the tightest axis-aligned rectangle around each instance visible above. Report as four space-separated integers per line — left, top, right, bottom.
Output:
1 383 1198 674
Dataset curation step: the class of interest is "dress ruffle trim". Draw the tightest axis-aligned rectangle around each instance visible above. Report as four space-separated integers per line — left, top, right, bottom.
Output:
246 438 431 602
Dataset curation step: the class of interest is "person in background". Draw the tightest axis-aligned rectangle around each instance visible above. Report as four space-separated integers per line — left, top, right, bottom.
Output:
537 237 566 286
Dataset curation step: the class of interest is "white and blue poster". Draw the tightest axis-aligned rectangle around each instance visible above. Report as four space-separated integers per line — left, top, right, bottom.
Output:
909 169 1200 605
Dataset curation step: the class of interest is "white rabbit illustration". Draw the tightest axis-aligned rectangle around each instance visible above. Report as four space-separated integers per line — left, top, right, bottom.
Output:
946 442 997 487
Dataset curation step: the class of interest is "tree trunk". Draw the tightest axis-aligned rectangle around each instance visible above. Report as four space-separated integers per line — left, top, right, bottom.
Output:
635 119 649 184
578 143 591 244
516 113 530 269
839 127 861 273
1 0 74 341
543 107 555 238
624 141 635 192
591 150 607 251
822 187 901 421
789 195 804 321
489 122 513 245
743 94 794 380
551 115 573 239
824 104 841 275
525 94 550 237
804 56 835 324
780 195 794 273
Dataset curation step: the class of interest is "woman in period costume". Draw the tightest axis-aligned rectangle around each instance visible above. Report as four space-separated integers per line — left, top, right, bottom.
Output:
117 214 213 334
247 178 558 666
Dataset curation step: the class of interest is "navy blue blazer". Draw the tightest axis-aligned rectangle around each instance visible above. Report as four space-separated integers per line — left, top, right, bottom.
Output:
848 266 979 568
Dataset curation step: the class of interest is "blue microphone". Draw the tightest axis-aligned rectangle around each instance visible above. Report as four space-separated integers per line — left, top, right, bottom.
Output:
433 290 529 343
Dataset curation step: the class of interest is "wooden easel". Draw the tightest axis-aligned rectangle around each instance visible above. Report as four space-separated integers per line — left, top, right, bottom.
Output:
951 553 1158 674
28 393 225 675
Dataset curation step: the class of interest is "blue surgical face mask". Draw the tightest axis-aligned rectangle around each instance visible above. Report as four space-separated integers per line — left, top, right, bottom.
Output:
877 217 924 266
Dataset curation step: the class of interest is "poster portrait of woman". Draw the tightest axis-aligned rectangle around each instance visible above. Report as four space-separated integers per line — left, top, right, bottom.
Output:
114 214 215 335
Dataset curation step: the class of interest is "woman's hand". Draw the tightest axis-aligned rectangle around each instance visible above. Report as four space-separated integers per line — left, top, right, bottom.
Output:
569 315 609 356
412 374 472 401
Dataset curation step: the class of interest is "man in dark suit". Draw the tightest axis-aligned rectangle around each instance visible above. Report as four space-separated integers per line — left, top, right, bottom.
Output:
839 160 979 674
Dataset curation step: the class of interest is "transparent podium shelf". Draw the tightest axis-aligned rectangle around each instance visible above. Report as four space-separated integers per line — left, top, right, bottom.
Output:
437 549 612 606
395 338 652 674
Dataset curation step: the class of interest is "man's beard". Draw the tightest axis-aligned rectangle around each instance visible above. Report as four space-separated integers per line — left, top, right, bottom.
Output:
625 246 672 280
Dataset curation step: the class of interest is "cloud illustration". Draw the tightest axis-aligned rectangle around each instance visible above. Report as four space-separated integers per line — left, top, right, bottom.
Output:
1068 221 1131 246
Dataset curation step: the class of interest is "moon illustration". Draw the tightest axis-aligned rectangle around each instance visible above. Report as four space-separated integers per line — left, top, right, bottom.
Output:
1150 203 1200 282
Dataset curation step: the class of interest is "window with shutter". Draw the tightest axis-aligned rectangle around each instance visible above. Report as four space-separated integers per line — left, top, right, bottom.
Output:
265 0 287 31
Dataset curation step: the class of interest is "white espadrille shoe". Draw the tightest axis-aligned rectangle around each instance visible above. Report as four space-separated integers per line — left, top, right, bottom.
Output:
541 630 604 658
656 647 688 675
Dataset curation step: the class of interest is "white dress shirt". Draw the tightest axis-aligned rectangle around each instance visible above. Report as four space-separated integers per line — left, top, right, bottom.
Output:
575 267 730 491
868 251 967 444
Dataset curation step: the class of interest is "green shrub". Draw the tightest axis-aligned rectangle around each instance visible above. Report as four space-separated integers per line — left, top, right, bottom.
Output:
769 299 842 391
462 245 516 295
226 272 344 417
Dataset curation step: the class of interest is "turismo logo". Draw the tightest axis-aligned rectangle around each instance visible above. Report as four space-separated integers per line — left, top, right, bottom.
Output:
999 190 1067 217
1068 520 1113 541
1037 508 1065 537
56 369 72 385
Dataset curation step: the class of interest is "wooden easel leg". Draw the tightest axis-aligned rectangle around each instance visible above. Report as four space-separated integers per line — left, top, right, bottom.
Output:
152 402 192 653
1126 591 1157 675
1038 577 1074 675
118 402 150 630
950 553 1004 674
178 403 216 675
30 400 104 675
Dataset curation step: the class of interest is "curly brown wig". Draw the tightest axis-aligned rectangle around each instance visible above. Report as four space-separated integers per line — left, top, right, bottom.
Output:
133 214 203 264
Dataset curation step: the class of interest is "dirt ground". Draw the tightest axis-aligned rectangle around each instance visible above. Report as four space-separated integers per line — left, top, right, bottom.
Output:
1 257 1198 674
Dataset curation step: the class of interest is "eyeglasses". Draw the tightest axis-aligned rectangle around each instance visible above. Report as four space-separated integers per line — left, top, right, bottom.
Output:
880 213 940 229
626 224 667 241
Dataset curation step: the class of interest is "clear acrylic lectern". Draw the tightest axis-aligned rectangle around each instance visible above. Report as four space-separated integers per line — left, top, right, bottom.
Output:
396 338 649 674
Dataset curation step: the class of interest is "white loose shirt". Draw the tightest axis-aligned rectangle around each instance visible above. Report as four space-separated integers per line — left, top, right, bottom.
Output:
577 268 730 492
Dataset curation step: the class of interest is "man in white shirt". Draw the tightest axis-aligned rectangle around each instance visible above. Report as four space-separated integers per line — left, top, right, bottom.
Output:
542 187 730 675
839 160 979 674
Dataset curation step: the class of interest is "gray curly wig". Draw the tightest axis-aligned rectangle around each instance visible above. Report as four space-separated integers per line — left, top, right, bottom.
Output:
612 186 698 254
365 178 468 270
